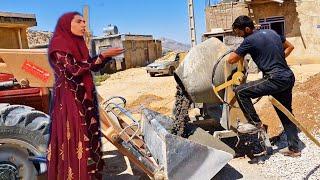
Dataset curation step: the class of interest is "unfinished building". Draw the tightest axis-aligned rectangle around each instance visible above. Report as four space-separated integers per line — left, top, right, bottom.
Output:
205 0 320 63
0 11 37 49
92 26 162 73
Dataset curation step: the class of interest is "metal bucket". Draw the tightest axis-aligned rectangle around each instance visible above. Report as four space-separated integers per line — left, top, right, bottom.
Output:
141 108 234 180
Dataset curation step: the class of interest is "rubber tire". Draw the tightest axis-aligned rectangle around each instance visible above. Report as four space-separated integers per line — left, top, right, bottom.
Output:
0 145 37 180
149 73 156 77
0 104 50 176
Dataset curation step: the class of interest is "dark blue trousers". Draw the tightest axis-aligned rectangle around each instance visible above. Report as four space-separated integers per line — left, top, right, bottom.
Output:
234 74 300 151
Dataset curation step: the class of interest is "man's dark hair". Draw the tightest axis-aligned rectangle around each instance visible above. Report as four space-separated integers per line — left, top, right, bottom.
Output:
232 16 255 30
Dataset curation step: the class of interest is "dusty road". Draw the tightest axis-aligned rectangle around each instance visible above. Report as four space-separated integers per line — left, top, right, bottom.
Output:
97 64 320 180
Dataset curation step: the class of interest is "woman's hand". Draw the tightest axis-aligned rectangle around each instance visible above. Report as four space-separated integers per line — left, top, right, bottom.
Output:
94 58 103 65
100 48 125 59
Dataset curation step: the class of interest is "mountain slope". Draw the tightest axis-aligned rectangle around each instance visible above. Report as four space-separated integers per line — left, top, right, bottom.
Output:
160 37 190 53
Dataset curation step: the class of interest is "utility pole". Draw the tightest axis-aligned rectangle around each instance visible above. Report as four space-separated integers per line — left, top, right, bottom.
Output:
83 5 92 51
188 0 197 47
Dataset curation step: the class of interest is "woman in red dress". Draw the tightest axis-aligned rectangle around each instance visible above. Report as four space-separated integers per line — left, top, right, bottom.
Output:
47 12 124 180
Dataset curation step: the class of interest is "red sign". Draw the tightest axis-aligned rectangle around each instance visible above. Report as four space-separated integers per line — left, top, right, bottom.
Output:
21 60 50 82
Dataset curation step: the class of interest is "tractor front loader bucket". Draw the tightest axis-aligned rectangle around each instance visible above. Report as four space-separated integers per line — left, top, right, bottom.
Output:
99 97 234 180
141 108 234 180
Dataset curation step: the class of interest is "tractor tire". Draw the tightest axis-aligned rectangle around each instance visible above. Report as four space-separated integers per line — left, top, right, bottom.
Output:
0 104 50 178
171 84 191 137
0 145 37 180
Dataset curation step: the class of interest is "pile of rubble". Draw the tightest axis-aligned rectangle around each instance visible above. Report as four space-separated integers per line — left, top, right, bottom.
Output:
27 29 52 48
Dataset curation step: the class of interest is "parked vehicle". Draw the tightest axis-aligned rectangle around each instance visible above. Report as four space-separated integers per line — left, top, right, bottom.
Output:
146 51 186 77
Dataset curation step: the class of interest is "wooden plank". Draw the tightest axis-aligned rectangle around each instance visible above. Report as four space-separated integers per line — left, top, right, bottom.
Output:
269 96 320 147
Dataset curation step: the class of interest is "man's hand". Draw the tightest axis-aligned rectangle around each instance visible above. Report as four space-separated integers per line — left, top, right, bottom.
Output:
227 52 243 64
283 40 294 58
100 48 125 59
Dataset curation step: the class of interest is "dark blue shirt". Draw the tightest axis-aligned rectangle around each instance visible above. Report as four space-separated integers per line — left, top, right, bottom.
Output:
235 29 293 78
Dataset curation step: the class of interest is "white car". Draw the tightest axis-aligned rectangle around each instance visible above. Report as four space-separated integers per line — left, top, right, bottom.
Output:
146 52 186 77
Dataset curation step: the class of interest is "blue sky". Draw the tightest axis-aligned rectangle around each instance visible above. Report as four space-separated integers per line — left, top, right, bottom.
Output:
1 0 220 44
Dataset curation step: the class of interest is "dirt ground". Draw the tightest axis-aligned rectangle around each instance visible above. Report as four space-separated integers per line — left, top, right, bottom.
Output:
97 68 176 116
96 64 320 179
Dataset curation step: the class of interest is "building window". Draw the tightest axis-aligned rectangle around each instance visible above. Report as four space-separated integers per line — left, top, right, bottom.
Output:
259 16 285 36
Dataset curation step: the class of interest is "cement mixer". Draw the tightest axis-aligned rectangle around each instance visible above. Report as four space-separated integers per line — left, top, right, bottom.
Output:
172 37 273 156
172 37 242 135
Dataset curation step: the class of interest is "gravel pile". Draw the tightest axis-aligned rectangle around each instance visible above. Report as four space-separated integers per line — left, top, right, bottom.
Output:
260 133 320 180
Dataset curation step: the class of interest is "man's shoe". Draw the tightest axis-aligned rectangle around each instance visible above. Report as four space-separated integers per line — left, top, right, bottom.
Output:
279 148 301 157
237 122 261 134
